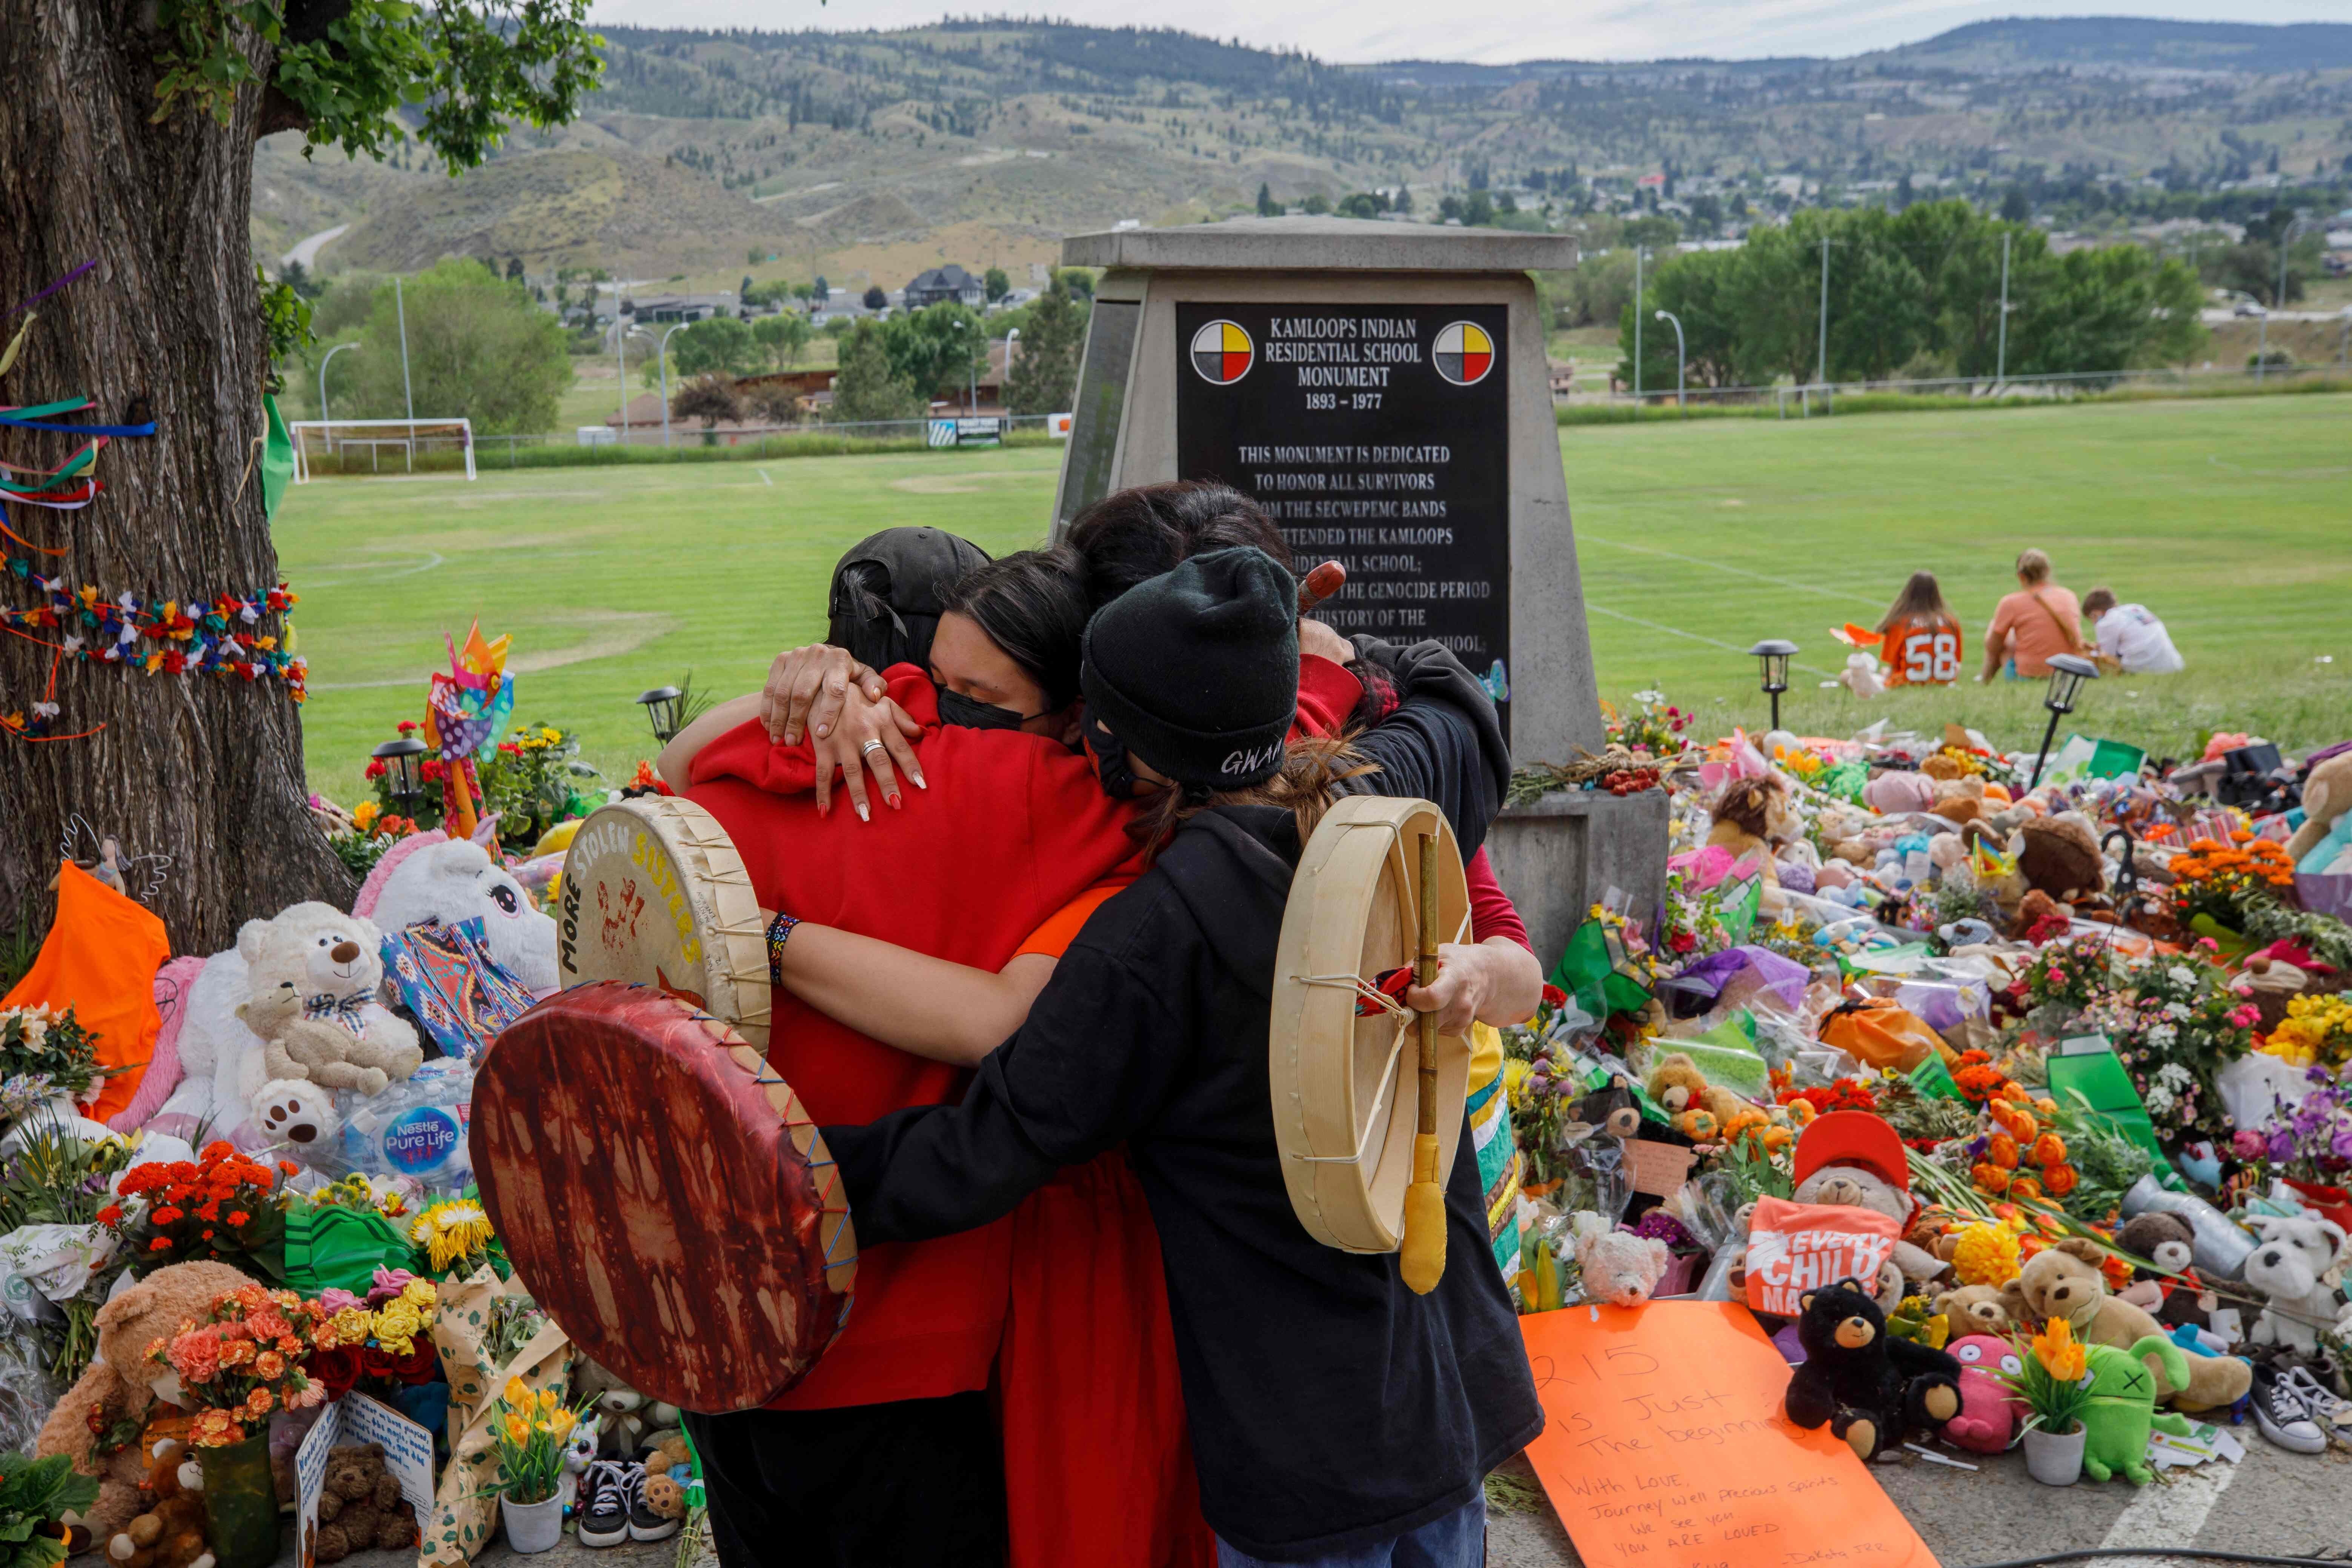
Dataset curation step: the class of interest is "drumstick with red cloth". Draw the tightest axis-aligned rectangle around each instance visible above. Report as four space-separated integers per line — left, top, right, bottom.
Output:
1297 560 1345 613
1399 829 1448 1295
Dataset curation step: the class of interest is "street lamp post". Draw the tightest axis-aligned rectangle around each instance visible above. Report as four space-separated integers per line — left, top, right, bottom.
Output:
1004 328 1019 410
635 686 685 745
2028 654 2101 789
1654 309 1686 410
1748 639 1798 732
658 322 688 449
1632 246 1645 403
951 318 979 413
318 342 358 460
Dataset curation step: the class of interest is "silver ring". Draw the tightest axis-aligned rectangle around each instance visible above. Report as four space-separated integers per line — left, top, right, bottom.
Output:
860 740 885 758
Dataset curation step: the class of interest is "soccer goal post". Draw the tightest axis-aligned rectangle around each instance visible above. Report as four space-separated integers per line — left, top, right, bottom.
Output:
290 418 476 482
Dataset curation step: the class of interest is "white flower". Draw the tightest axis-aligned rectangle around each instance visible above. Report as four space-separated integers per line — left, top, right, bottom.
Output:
2166 1001 2191 1021
2147 1022 2178 1049
2166 965 2196 988
2156 1063 2193 1091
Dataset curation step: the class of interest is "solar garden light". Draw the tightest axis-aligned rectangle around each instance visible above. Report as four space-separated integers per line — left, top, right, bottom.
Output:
370 736 427 815
2029 653 2100 789
1747 639 1798 732
636 685 686 744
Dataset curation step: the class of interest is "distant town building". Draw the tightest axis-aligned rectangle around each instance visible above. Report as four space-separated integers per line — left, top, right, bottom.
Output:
904 264 985 310
623 292 739 324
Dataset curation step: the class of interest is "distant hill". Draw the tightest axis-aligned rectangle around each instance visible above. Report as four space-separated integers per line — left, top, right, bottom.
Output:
261 17 2352 289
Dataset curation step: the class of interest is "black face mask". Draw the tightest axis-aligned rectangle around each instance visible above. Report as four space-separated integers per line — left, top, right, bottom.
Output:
936 684 1030 732
1080 703 1140 798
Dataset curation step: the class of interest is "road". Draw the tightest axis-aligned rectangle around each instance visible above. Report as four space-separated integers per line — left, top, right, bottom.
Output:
281 223 349 272
2198 307 2350 324
1489 1435 2350 1567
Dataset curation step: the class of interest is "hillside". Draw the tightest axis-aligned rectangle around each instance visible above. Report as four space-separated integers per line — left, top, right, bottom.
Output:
266 16 2352 287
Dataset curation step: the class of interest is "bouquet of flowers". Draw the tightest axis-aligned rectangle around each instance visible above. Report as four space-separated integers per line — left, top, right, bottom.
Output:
410 1197 496 1277
2243 1070 2352 1181
329 802 425 878
308 1269 442 1397
0 1125 136 1380
2077 949 2257 1146
0 1008 106 1111
1603 690 1689 759
484 1378 593 1507
364 720 600 852
145 1283 335 1448
2014 936 2122 1020
2261 993 2352 1072
105 1144 294 1281
2167 836 2296 935
1998 1317 2095 1437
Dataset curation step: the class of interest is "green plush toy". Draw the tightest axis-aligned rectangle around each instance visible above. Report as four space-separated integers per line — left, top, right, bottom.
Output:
2080 1334 2197 1484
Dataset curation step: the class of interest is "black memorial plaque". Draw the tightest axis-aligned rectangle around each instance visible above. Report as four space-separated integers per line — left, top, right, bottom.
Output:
1174 303 1511 726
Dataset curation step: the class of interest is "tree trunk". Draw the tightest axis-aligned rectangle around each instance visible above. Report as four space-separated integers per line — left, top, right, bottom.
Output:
0 2 353 955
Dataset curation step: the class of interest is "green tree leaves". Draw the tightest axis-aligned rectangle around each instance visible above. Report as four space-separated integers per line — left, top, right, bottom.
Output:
346 259 571 433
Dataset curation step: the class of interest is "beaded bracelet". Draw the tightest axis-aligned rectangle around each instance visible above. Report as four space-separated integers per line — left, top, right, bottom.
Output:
766 911 801 989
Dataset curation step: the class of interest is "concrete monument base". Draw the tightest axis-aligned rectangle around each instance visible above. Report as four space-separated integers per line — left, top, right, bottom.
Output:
1485 789 1671 971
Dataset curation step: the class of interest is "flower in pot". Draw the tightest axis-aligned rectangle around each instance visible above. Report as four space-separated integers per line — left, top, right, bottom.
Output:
487 1377 592 1554
1997 1317 2096 1486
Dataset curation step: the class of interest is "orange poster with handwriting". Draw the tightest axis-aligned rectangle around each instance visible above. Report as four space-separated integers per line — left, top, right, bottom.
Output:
1519 1301 1939 1568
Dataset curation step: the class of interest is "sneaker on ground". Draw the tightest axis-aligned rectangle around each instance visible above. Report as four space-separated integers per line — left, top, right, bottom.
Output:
2249 1363 2327 1455
627 1465 680 1543
577 1459 635 1547
2279 1364 2352 1433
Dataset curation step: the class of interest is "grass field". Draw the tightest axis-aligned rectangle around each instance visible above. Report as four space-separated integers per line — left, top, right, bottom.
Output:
277 393 2352 807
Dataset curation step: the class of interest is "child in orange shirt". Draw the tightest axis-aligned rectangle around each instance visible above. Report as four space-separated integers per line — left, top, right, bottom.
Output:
1876 571 1963 687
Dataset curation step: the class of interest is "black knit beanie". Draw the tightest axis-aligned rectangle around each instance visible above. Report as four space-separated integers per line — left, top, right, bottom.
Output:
1080 547 1298 792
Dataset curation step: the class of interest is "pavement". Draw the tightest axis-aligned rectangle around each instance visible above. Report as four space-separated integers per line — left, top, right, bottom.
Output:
1488 1434 2352 1567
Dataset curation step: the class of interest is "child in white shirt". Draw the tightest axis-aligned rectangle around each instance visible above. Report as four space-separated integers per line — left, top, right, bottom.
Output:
2083 587 2184 674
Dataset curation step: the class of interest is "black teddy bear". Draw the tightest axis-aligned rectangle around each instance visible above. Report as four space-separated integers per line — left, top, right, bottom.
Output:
1785 1279 1963 1462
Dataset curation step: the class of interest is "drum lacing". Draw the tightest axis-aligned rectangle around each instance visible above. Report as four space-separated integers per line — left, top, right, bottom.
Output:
1284 988 1412 1169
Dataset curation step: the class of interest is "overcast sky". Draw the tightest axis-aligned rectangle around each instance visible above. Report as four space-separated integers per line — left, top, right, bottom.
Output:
585 1 2351 66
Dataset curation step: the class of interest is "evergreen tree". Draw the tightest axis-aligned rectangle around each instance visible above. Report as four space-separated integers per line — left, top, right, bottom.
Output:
827 320 925 424
1005 276 1084 415
1256 182 1282 217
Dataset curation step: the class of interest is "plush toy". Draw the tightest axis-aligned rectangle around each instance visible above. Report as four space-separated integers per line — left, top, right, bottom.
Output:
1998 1238 2250 1412
236 904 422 1101
1565 1077 1641 1141
34 1262 254 1546
103 1439 210 1568
2014 814 2105 901
641 1473 686 1524
2113 1212 2203 1319
1782 1280 1962 1462
2286 752 2352 869
1706 777 1794 887
1931 1285 2015 1337
1941 1334 2026 1455
1788 1112 1948 1288
1838 652 1886 699
1862 772 1935 817
557 1415 600 1516
574 1360 680 1458
641 1431 690 1475
2243 1215 2347 1356
1570 1212 1671 1307
1643 1053 1743 1139
1929 776 1987 829
355 833 560 996
314 1443 419 1562
2080 1337 2198 1484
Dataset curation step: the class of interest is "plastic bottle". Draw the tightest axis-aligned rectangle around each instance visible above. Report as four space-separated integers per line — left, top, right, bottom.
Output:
335 1058 475 1187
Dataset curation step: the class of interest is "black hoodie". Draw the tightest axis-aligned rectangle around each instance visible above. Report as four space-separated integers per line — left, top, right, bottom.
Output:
824 644 1542 1561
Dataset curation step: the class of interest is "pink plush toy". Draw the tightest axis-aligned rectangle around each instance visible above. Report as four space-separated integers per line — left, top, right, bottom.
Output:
1942 1334 2028 1454
1571 1212 1672 1307
1863 771 1937 816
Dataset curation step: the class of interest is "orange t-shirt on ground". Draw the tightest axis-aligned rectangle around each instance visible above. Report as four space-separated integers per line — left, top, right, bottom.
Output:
1986 586 2082 677
1880 611 1963 687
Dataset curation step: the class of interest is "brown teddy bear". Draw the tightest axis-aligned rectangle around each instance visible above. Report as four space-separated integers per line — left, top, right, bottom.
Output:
642 1473 686 1524
105 1440 209 1568
1998 1238 2249 1413
1931 1284 2014 1337
1706 776 1794 889
2014 814 2105 901
34 1261 254 1548
1642 1052 1744 1140
1929 775 1986 828
315 1443 420 1563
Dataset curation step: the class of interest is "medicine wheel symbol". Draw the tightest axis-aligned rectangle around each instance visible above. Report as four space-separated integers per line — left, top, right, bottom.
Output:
1189 319 1254 384
1431 321 1495 387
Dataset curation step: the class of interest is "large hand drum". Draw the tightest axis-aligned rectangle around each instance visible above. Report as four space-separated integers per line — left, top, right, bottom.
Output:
474 984 858 1411
556 797 771 1050
1270 795 1470 1258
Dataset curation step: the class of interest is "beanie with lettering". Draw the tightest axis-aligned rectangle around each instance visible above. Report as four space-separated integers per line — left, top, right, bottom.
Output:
1080 547 1298 793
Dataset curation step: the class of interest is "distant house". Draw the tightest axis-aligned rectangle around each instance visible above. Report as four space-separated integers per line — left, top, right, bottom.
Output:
904 265 985 311
624 292 739 324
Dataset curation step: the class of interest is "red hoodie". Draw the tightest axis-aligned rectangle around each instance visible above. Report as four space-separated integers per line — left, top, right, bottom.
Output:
689 670 1149 1409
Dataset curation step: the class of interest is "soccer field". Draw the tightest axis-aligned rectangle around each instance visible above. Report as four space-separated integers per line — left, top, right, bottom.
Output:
278 394 2351 807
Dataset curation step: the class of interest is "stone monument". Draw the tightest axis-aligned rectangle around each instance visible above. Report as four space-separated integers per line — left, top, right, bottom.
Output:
1051 215 1667 962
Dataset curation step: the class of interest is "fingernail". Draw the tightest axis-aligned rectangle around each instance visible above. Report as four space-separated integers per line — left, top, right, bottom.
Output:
816 725 829 739
888 792 901 809
911 769 927 789
855 801 869 822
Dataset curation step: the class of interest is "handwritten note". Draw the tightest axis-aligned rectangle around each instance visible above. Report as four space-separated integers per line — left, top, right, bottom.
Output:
293 1393 439 1568
1520 1302 1938 1568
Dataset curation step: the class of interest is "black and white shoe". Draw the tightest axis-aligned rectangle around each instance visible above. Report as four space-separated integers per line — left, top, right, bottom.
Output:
2279 1364 2352 1436
576 1459 633 1547
2249 1363 2327 1455
627 1467 680 1543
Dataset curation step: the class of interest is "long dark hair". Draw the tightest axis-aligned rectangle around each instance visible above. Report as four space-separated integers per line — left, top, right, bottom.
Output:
941 545 1089 712
1876 570 1952 634
1065 482 1293 615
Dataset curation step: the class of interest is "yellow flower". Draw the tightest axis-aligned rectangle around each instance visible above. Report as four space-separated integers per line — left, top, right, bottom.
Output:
537 1387 561 1414
402 1278 440 1316
2031 1316 2085 1382
351 801 380 831
502 1374 530 1408
1951 1224 2023 1288
412 1199 496 1273
540 727 560 741
503 1412 529 1446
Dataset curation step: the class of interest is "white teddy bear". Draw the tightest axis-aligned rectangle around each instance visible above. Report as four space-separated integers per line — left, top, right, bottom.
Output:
358 832 560 996
2244 1214 2347 1356
1571 1211 1672 1307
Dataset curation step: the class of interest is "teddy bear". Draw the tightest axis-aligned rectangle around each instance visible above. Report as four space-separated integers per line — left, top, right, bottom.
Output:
2080 1336 2199 1485
1782 1280 1962 1462
355 832 559 996
105 1439 209 1568
2287 750 2352 870
1931 1285 2014 1337
641 1473 686 1525
1705 777 1794 890
574 1360 681 1458
2113 1211 2210 1326
1786 1112 1949 1288
1862 771 1935 818
557 1414 600 1516
1642 1053 1743 1142
1998 1238 2251 1412
2013 814 2105 902
2243 1215 2347 1356
34 1262 255 1547
1569 1212 1672 1307
315 1443 419 1563
1940 1334 2027 1455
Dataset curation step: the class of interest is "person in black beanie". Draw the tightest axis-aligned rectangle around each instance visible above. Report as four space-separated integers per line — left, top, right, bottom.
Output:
820 547 1541 1568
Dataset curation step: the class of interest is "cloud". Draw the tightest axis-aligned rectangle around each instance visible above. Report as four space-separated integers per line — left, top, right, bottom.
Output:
585 0 2349 65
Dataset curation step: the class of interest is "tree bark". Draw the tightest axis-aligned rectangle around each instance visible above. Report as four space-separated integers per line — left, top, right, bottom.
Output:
0 0 354 954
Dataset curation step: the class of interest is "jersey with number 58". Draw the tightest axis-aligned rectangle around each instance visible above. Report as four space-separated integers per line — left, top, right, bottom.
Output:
1882 612 1963 687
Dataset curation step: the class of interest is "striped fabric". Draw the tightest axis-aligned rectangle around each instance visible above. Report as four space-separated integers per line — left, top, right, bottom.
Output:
1466 1024 1522 1288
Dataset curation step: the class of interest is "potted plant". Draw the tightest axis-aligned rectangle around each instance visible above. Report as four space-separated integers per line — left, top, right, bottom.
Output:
486 1377 589 1553
1998 1317 2095 1485
146 1283 337 1568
